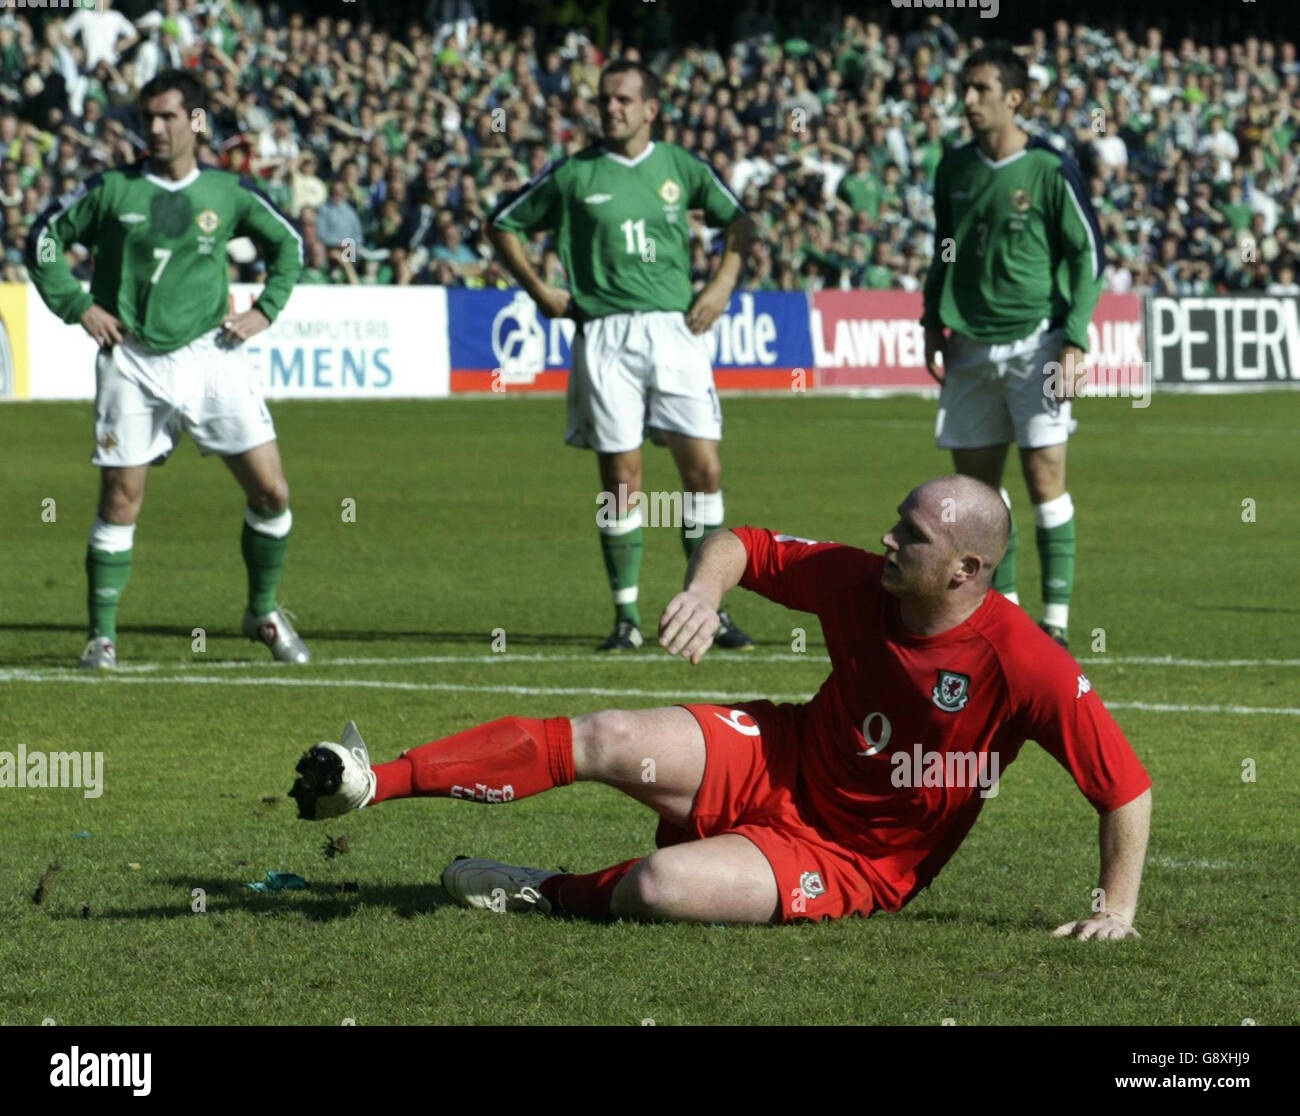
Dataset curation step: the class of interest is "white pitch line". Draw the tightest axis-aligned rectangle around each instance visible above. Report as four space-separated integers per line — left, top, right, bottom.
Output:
4 652 1294 679
3 672 1298 716
1106 700 1300 717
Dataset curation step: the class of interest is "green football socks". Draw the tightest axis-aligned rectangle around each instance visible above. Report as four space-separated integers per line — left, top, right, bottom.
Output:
681 490 725 562
1035 493 1075 633
85 546 133 640
598 511 643 627
241 507 292 618
993 488 1018 602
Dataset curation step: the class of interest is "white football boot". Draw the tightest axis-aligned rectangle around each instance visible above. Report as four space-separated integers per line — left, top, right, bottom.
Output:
243 606 311 663
77 637 117 670
288 721 376 820
441 857 561 914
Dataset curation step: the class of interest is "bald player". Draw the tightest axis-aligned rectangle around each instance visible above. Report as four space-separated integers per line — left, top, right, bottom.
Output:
288 476 1151 937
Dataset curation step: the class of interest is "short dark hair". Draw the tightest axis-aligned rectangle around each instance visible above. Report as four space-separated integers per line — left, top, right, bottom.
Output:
599 59 661 102
139 69 206 116
961 44 1029 99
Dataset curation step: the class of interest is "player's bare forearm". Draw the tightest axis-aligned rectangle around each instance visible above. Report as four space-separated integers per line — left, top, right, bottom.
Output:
1096 787 1150 922
487 226 543 296
489 226 569 316
1051 787 1151 940
685 217 750 333
659 530 748 664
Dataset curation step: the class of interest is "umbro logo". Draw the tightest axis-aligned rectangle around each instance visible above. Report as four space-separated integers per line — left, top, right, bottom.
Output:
584 193 613 204
119 213 147 224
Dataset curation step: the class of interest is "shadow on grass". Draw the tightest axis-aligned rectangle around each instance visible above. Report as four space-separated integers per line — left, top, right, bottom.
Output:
48 876 456 923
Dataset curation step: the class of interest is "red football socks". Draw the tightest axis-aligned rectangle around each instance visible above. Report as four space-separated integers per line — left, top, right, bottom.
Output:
540 859 640 919
371 716 575 805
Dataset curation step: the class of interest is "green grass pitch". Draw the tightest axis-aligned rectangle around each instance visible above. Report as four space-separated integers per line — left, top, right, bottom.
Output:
0 392 1296 1025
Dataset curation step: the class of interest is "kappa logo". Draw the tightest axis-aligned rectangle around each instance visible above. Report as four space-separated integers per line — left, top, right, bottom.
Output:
584 193 613 204
932 670 971 713
658 178 681 205
799 871 826 899
1077 673 1092 698
195 209 220 233
714 709 761 737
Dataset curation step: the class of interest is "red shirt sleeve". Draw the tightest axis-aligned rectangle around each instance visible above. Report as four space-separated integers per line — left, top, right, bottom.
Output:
732 527 871 615
1008 640 1151 813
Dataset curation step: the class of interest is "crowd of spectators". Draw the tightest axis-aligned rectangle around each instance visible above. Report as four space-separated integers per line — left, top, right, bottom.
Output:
2 1 1298 297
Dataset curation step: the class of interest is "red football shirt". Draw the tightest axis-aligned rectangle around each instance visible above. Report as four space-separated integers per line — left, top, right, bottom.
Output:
734 527 1152 911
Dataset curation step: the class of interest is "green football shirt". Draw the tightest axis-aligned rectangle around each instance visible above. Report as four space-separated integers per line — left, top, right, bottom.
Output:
28 159 303 353
921 137 1104 350
490 140 744 320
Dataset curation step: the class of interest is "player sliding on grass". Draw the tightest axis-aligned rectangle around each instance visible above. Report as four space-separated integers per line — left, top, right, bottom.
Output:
488 59 756 654
27 70 307 670
290 476 1151 936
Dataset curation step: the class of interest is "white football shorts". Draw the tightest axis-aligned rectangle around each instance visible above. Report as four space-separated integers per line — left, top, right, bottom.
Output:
92 327 276 467
566 310 721 452
934 318 1076 450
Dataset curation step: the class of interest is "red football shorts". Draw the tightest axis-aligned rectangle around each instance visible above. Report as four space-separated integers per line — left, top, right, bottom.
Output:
654 701 882 923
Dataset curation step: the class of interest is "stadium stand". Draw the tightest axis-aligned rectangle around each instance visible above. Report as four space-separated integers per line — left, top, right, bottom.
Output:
1 1 1297 296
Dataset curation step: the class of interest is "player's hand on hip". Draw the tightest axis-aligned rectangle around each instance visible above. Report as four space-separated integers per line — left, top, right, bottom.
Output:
1050 912 1140 941
924 327 946 385
658 590 720 665
685 281 728 334
219 308 271 347
532 284 573 319
81 305 124 349
1053 343 1088 400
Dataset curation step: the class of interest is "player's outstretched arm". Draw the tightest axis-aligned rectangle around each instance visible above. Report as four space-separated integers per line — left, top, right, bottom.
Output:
659 529 748 665
1051 787 1151 941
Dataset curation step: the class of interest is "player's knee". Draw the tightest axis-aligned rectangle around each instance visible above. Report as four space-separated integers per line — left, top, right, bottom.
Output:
571 709 637 781
616 854 683 919
683 462 721 493
100 482 143 522
251 477 289 513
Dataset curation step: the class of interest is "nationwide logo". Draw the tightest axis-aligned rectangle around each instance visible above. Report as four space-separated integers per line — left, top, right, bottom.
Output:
196 209 220 233
119 213 147 224
491 291 547 384
584 193 613 204
658 178 681 204
799 871 826 899
932 670 971 712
